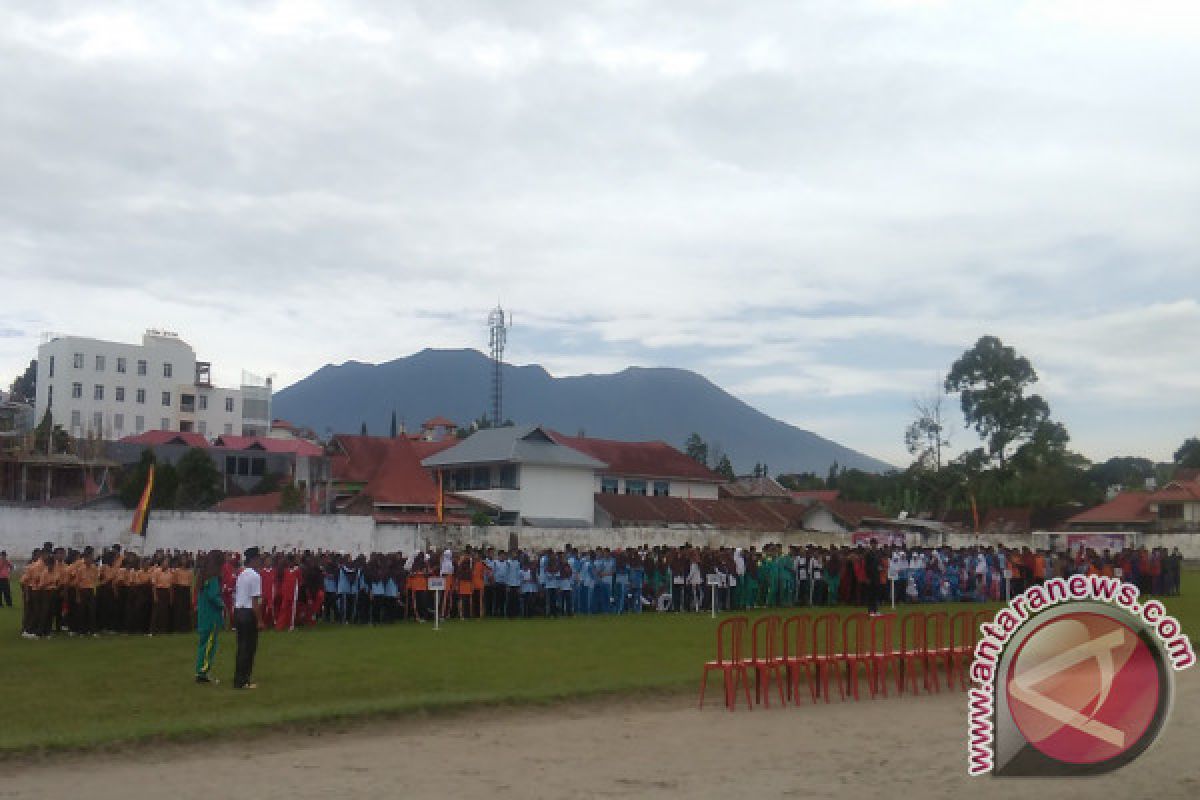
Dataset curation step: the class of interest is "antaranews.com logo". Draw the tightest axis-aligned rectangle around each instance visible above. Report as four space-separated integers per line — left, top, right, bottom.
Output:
968 575 1195 777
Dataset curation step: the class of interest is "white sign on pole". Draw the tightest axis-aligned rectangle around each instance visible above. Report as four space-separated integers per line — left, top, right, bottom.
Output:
428 578 445 631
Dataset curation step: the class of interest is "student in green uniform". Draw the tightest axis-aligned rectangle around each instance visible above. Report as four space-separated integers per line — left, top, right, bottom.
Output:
194 550 225 684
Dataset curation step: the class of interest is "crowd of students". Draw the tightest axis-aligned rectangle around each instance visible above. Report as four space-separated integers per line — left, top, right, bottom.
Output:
12 539 1186 639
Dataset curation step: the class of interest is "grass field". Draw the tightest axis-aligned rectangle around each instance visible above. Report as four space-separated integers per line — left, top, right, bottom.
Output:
2 571 1196 754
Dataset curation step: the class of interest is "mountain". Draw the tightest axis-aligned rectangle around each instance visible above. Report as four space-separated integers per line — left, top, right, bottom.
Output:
272 348 893 475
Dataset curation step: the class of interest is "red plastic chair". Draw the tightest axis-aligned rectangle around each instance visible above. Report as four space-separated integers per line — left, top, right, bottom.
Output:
948 610 976 690
699 616 752 711
812 613 843 702
924 611 949 693
781 614 815 704
898 611 926 695
842 613 871 700
744 615 787 708
869 613 898 698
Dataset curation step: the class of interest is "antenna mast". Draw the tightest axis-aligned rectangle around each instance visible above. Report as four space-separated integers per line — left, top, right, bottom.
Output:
488 305 510 426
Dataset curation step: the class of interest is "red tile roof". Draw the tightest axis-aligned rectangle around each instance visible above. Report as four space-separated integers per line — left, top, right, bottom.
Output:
550 433 723 482
594 494 809 531
790 489 840 504
816 500 887 528
423 416 457 429
331 435 464 509
119 431 210 448
1148 480 1200 503
213 492 285 513
1064 492 1154 525
212 435 323 458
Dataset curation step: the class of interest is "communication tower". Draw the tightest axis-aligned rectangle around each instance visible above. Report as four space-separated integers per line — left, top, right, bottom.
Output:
488 305 511 426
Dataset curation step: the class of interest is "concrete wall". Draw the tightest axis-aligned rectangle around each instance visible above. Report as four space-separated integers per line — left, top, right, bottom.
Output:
4 507 1199 563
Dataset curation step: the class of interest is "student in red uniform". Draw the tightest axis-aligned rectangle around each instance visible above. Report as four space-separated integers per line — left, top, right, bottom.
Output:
276 555 301 631
259 555 277 629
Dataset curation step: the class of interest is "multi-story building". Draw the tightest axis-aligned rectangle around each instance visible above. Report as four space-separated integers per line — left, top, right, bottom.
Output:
34 329 272 441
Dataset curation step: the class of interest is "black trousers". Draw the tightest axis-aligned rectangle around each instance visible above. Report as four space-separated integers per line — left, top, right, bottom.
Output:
866 581 880 614
233 609 259 688
0 578 10 607
76 588 97 635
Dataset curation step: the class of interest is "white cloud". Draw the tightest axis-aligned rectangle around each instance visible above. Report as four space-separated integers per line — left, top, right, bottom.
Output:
0 1 1197 463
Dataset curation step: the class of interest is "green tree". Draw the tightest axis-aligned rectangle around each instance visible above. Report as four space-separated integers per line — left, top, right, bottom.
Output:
174 447 223 509
684 433 708 467
777 472 826 491
278 483 304 512
33 408 69 454
119 450 179 510
714 454 735 481
944 335 1050 467
470 510 493 526
1174 437 1200 469
9 359 36 403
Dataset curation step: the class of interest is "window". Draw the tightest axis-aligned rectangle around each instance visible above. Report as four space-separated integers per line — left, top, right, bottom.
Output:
70 410 81 429
47 385 52 407
225 397 235 413
625 479 647 496
116 357 126 373
161 391 171 407
73 353 83 369
48 355 54 377
114 413 124 433
197 420 206 436
137 359 147 376
180 393 195 413
160 418 170 431
163 363 173 378
93 385 104 401
136 388 146 404
1159 504 1184 520
251 457 265 477
115 387 124 402
653 480 670 497
198 394 208 411
223 423 233 435
92 412 103 432
71 382 82 399
135 415 145 433
95 355 105 371
499 464 519 489
179 420 193 433
601 476 620 494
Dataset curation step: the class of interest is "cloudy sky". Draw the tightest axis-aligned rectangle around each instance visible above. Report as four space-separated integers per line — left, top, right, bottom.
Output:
2 0 1198 467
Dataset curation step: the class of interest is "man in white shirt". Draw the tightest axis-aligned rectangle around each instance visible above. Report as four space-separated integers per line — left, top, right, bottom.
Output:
233 547 264 690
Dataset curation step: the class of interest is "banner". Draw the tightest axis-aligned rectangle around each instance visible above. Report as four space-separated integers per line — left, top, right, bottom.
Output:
1065 533 1128 553
852 530 908 547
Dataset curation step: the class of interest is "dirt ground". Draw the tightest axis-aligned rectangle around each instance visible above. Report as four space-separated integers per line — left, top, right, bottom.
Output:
8 670 1198 799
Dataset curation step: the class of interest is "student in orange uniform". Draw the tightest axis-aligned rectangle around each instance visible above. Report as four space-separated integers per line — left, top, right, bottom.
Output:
20 549 47 638
74 548 99 637
471 551 488 618
172 555 193 633
150 555 174 635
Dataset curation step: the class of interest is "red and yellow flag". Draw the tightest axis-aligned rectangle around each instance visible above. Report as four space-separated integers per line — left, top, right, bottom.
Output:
131 464 155 536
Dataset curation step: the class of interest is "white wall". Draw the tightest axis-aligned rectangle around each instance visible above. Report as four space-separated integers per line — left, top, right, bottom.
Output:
520 464 596 523
801 507 849 534
4 507 1200 564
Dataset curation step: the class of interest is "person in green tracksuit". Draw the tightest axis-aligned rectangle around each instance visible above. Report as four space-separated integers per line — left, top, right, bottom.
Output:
195 550 225 684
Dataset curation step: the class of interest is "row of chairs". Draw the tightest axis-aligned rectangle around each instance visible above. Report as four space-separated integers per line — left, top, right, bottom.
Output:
698 610 990 711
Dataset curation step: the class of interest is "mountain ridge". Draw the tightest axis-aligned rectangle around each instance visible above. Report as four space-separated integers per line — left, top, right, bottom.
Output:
272 348 893 475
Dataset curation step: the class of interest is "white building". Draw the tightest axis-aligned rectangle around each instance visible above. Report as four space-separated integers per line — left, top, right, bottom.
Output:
34 329 271 441
422 425 606 526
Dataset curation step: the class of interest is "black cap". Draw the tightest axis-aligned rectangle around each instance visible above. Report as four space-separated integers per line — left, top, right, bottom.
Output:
244 546 261 562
